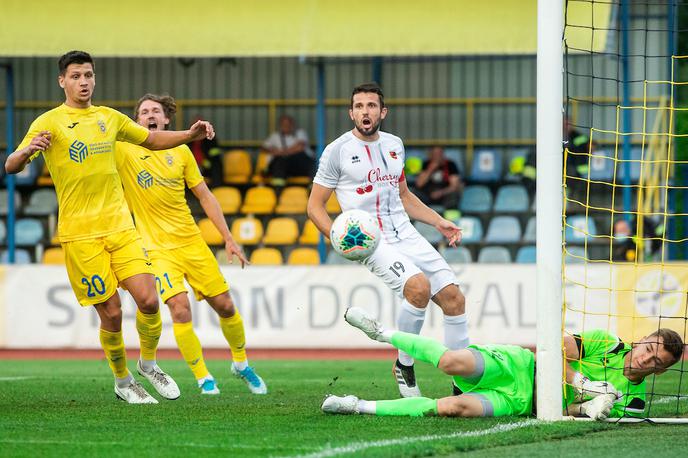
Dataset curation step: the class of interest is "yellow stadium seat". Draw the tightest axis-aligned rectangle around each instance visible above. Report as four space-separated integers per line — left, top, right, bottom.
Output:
230 216 264 245
223 149 252 185
326 193 341 213
240 186 277 215
262 217 299 245
287 247 321 265
198 218 224 245
251 151 271 184
250 247 284 265
275 186 308 214
299 219 322 245
211 186 242 214
42 247 65 265
287 176 312 185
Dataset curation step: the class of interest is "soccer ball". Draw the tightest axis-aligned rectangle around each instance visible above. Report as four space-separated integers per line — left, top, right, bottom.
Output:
330 209 381 261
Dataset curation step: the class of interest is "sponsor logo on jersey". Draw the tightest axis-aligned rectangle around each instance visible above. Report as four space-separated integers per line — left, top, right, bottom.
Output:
367 168 400 187
355 184 374 194
389 151 398 159
137 170 154 189
97 120 106 133
68 140 89 163
67 122 79 129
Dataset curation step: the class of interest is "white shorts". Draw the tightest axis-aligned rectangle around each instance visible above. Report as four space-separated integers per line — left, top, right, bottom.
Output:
361 231 457 299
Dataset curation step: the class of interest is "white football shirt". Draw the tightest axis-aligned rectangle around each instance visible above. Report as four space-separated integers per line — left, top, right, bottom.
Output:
314 130 414 242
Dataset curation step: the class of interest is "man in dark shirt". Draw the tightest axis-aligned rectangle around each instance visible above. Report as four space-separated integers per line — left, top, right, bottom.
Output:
414 146 464 210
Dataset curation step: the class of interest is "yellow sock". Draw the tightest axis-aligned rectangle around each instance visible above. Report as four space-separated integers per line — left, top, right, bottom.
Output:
99 328 129 378
136 309 161 362
219 313 247 362
173 321 210 380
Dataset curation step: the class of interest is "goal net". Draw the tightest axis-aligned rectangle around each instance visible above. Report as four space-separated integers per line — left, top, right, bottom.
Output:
561 0 688 421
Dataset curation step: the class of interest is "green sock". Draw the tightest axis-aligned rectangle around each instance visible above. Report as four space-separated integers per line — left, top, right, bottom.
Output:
376 397 438 417
390 331 449 367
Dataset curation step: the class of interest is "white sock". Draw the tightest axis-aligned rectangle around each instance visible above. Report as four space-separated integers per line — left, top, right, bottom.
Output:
443 313 470 350
233 360 248 371
396 300 427 366
139 358 156 372
380 329 395 342
358 399 376 415
115 372 134 388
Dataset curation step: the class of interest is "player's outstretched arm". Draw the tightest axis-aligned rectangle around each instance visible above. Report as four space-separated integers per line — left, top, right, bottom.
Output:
190 181 248 268
5 131 51 174
307 184 335 237
398 179 461 246
141 120 215 151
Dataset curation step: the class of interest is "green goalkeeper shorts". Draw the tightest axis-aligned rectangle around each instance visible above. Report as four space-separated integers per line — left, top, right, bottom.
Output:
452 344 535 417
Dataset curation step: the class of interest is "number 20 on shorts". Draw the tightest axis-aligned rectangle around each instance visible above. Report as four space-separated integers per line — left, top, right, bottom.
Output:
81 275 106 298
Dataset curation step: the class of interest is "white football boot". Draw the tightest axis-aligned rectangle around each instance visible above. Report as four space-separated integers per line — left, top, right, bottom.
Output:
137 360 181 400
344 307 385 342
321 395 360 415
114 379 158 404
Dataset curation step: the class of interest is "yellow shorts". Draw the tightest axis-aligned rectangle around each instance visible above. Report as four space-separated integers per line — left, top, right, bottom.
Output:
149 237 229 303
62 229 153 306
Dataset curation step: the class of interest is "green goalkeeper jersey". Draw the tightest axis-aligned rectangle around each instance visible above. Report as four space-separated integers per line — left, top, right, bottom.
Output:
565 329 646 417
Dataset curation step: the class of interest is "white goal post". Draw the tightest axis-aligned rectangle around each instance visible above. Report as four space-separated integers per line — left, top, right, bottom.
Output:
536 0 564 422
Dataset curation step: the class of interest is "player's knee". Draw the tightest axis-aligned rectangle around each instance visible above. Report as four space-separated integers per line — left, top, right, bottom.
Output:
404 274 431 307
166 294 192 322
209 293 235 318
438 286 465 316
437 350 466 375
437 396 474 417
136 292 160 314
99 304 122 327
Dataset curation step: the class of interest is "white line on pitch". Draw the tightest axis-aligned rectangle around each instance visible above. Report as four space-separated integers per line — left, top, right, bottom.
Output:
0 376 35 381
286 419 539 458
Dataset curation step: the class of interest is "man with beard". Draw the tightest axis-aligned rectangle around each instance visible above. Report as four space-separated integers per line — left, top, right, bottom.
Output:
307 83 469 398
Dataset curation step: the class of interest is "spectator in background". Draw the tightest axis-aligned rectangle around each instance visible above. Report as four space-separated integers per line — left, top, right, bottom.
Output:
413 146 464 210
612 217 663 262
188 115 224 187
262 114 314 187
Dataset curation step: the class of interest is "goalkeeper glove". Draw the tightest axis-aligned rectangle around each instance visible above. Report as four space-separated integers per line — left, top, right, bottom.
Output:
580 393 616 421
572 372 621 400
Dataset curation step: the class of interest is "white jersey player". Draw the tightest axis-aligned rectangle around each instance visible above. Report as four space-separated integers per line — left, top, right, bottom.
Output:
307 82 470 398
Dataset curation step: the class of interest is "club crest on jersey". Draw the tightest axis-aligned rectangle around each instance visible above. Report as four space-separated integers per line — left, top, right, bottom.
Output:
97 120 106 133
68 140 89 163
137 170 154 189
165 154 174 166
351 155 360 164
389 151 398 159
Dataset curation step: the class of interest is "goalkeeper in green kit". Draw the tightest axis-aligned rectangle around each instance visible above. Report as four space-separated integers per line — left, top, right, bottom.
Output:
322 307 684 420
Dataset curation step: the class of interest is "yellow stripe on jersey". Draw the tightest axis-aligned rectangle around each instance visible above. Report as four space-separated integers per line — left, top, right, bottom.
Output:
17 104 149 242
116 142 204 250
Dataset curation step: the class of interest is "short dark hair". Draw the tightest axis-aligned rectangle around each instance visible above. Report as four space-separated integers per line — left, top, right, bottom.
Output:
58 51 94 76
351 82 385 108
134 93 177 121
650 328 685 366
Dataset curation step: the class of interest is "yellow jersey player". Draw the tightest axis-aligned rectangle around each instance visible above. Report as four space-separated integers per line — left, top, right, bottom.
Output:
116 94 267 395
5 51 215 404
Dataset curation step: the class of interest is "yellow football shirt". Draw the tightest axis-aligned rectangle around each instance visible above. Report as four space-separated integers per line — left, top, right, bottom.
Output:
17 104 149 242
116 142 205 250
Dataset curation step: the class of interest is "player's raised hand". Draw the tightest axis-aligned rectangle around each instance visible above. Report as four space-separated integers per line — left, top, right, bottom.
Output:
188 120 215 141
225 239 250 269
435 218 462 247
29 131 52 153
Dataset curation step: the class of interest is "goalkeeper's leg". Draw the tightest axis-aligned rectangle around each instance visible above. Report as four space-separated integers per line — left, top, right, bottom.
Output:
322 394 487 417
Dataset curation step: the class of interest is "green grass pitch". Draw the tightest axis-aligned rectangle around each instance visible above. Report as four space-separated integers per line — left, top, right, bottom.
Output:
0 359 686 457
